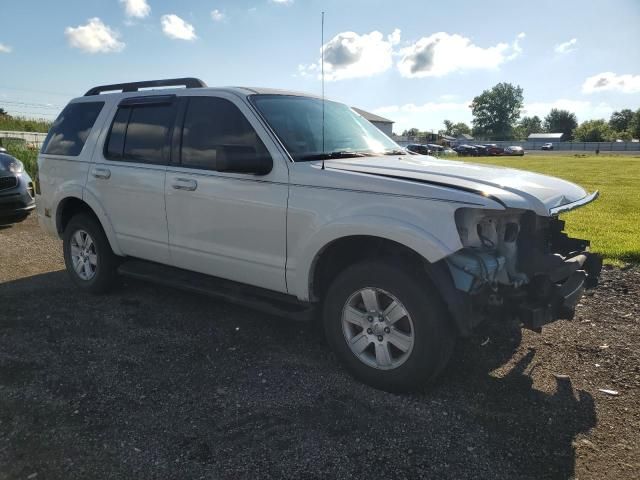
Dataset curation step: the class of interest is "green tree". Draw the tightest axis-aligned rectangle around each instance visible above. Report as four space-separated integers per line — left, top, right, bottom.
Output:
515 115 543 139
402 128 420 137
0 108 8 117
626 108 640 139
543 109 578 140
451 122 470 137
471 83 524 140
441 120 454 135
609 109 635 133
573 119 614 142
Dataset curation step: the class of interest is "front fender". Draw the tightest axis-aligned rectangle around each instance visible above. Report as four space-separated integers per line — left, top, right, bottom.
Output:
288 215 461 301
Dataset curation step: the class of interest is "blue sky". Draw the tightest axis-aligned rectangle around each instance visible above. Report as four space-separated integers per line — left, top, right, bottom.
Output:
1 0 639 133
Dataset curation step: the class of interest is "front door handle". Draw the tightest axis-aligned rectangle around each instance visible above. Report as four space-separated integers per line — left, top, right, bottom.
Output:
92 167 111 179
171 178 198 191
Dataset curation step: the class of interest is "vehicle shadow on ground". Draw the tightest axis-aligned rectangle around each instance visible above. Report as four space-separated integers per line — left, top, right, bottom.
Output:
0 271 596 479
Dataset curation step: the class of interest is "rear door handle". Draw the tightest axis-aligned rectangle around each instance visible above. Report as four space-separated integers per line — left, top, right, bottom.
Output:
171 178 198 191
92 167 111 179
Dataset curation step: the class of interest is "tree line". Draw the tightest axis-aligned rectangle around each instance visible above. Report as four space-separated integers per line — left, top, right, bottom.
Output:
401 83 640 142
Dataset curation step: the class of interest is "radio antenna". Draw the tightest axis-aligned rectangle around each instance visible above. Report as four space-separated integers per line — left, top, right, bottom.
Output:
321 11 326 170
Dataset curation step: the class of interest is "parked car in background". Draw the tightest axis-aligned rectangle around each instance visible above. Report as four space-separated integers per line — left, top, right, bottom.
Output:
0 147 7 153
473 145 489 156
441 148 457 157
484 144 505 156
37 77 602 392
452 144 478 156
541 143 554 151
426 144 444 153
406 144 432 155
0 151 36 225
505 146 525 156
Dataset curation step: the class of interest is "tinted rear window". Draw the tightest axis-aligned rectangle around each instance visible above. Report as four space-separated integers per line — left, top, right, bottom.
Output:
42 102 104 156
105 103 176 165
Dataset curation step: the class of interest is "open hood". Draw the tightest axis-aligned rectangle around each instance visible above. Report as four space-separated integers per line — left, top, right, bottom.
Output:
325 156 597 216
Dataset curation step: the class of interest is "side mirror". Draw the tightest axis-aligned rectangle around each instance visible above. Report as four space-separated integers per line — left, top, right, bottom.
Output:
216 145 273 175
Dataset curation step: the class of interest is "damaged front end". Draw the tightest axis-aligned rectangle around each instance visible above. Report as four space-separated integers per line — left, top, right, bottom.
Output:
443 207 602 334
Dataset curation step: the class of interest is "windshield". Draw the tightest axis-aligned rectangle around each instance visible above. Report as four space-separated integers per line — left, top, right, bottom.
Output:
251 95 402 161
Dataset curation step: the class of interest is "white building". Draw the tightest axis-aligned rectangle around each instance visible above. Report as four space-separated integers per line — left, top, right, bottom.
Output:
352 108 394 137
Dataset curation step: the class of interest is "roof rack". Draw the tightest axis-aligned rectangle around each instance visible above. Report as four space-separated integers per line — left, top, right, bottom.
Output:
84 77 207 96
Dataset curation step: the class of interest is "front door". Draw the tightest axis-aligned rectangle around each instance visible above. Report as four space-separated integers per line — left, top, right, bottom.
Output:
164 94 289 293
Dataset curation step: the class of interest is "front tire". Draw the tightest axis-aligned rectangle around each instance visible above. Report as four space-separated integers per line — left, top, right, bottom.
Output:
63 213 119 293
323 261 455 392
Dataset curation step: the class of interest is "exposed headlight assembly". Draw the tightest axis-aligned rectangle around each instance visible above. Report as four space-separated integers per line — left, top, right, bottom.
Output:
449 208 528 292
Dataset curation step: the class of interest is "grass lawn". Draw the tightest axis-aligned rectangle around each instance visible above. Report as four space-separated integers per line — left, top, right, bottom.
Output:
463 153 640 265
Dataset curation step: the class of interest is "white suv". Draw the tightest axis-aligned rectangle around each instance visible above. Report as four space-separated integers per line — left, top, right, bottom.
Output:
37 78 601 391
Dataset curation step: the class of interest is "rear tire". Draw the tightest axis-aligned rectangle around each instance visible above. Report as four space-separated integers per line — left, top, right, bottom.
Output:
323 260 455 392
63 213 119 293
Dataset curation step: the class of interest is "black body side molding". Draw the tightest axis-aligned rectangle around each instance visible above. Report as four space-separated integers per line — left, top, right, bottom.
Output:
118 259 315 321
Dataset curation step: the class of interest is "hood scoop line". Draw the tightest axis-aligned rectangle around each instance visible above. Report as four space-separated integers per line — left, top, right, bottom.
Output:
325 165 507 208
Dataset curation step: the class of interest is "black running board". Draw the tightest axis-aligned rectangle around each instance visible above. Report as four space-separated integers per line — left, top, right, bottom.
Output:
117 259 315 321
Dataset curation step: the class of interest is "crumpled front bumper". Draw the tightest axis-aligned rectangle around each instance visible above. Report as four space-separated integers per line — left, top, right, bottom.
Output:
516 251 602 331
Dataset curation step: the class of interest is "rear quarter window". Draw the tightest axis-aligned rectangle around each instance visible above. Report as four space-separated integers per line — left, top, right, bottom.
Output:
104 101 177 165
42 102 105 156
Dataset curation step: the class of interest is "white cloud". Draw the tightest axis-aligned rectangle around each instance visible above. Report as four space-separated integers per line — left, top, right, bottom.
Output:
211 9 225 22
554 38 577 54
161 14 196 41
0 43 12 53
65 18 125 54
120 0 150 18
270 0 294 4
373 101 472 134
582 72 640 94
523 99 613 122
397 32 525 78
300 29 401 81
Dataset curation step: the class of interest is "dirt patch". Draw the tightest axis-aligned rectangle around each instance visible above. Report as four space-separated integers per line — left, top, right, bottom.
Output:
1 216 638 479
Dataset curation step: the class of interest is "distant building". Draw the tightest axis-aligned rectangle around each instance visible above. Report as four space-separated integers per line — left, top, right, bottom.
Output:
528 132 565 141
456 133 474 142
352 107 394 137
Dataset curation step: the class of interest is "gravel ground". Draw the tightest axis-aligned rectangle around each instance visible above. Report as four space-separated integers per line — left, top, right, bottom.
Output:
1 216 638 479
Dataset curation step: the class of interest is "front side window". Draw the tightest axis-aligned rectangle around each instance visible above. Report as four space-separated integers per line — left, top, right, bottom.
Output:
180 97 269 170
42 102 104 156
251 95 402 161
105 102 176 165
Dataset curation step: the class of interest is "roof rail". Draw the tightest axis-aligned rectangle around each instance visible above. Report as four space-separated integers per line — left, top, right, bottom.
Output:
84 77 207 96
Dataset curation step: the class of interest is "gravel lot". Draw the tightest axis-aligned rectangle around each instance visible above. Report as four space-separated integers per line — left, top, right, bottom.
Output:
1 216 638 479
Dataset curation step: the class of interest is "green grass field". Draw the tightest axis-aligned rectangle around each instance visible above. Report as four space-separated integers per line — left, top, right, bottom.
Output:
464 154 640 265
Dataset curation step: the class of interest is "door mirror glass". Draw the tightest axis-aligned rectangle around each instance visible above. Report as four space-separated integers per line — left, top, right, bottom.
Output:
216 145 273 175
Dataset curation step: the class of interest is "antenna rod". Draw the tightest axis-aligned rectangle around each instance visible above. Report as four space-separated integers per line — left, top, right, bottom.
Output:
321 11 325 170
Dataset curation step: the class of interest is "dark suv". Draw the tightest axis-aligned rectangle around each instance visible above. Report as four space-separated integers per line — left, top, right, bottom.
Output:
0 151 35 225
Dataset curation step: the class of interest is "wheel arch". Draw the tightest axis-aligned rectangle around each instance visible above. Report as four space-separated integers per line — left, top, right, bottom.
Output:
55 192 123 256
308 235 431 303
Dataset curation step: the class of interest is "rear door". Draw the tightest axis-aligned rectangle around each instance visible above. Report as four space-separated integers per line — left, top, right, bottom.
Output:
164 94 289 293
85 95 177 264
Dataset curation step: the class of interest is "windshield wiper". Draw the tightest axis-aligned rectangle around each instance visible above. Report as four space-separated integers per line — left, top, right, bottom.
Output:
384 149 408 156
299 151 370 161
